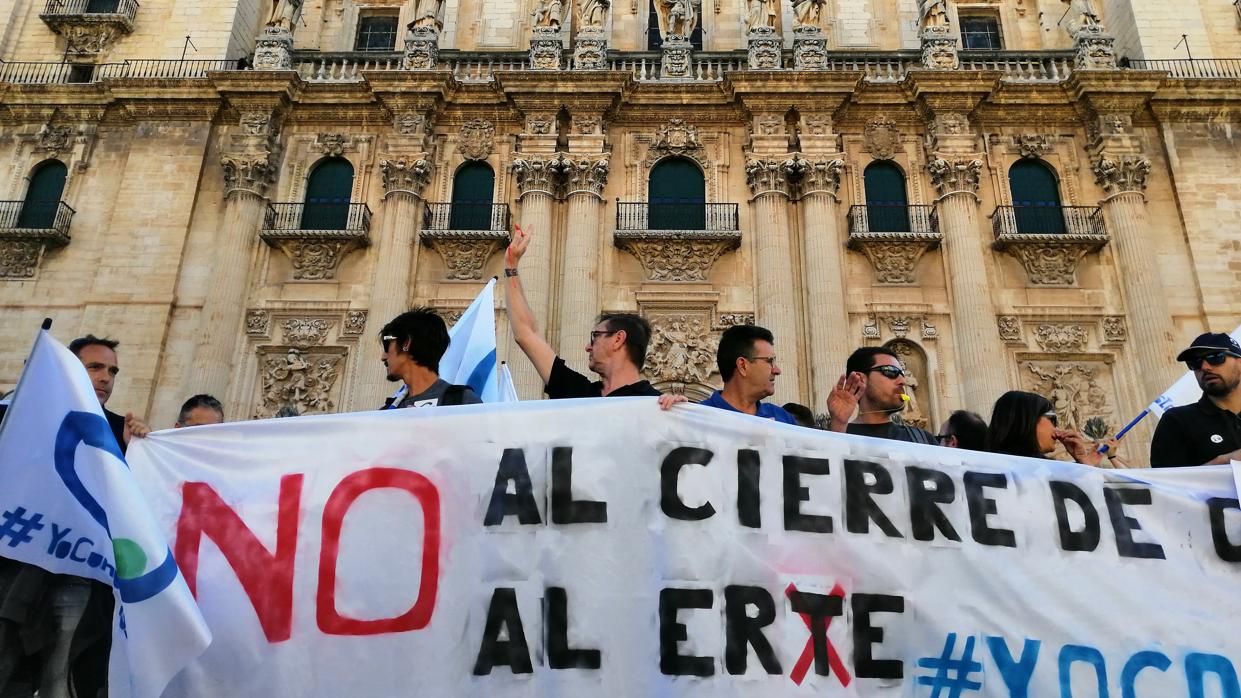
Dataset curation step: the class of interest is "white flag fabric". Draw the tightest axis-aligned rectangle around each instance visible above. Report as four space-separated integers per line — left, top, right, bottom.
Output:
440 278 500 402
0 330 210 698
1149 323 1241 416
497 361 519 403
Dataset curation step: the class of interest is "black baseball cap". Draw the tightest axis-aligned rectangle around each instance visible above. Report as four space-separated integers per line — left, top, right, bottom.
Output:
1175 332 1241 362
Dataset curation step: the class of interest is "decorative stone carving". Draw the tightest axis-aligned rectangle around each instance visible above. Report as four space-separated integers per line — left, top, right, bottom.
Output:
573 115 602 135
395 111 429 136
281 239 363 280
647 119 705 164
614 230 741 282
792 25 827 69
578 0 609 28
256 348 343 418
35 123 75 155
380 156 432 197
788 154 844 197
747 26 782 70
998 315 1023 342
240 111 277 137
246 309 271 336
512 154 566 197
312 133 349 157
1101 316 1127 343
644 314 717 384
927 157 983 196
60 24 122 56
220 154 278 197
0 241 45 279
887 316 912 339
863 117 900 160
745 157 794 198
526 113 556 135
529 26 563 70
717 313 755 327
660 34 693 79
1071 23 1117 70
420 230 510 281
458 119 495 161
573 27 608 70
847 232 943 284
885 340 929 429
920 25 959 70
752 114 783 137
563 155 609 197
862 316 881 340
344 310 368 335
1015 134 1052 159
532 0 564 28
253 26 294 70
403 25 440 70
1091 154 1151 194
438 307 466 325
921 318 938 340
1023 361 1114 433
992 235 1108 285
282 318 334 347
932 113 969 137
1033 323 1089 353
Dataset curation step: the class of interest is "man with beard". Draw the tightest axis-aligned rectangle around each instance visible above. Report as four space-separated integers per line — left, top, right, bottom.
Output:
1150 332 1241 467
826 346 935 444
378 308 482 408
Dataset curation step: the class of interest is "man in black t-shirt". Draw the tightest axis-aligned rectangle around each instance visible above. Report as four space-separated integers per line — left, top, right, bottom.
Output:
826 346 935 445
1150 332 1241 467
503 225 660 399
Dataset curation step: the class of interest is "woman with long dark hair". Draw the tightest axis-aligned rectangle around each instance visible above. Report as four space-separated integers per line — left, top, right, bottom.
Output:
987 390 1104 465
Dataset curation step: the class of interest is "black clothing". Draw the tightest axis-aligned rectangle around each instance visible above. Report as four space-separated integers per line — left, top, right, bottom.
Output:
382 379 482 409
104 407 126 455
1150 395 1241 467
847 421 937 445
544 356 661 399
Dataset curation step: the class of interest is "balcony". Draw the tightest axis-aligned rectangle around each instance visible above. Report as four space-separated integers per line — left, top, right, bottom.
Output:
846 204 942 284
613 202 740 282
0 58 237 84
1122 58 1241 79
991 205 1109 285
0 201 74 279
39 0 139 57
260 202 371 281
420 203 511 281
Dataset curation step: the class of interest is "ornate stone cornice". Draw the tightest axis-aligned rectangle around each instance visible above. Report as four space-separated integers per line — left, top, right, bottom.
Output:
927 155 983 198
1091 153 1151 195
512 153 566 198
787 154 845 198
379 155 432 198
992 233 1110 285
614 230 741 283
562 154 609 198
419 229 510 280
745 156 795 199
260 228 370 281
847 231 943 285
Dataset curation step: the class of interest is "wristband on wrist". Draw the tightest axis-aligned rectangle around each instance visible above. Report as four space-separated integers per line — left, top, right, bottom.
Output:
504 268 519 277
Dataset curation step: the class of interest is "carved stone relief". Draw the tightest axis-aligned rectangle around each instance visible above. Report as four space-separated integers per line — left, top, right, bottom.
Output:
380 156 432 196
1033 323 1089 353
745 157 794 198
254 347 344 418
458 119 495 161
927 156 983 196
246 309 271 336
992 237 1107 285
0 241 45 279
646 119 706 166
512 153 566 197
281 317 335 348
263 238 367 281
343 310 368 335
562 155 609 197
848 235 942 284
787 154 844 197
863 117 900 160
1101 316 1127 343
1021 360 1115 433
644 314 718 385
885 339 930 429
421 230 509 280
1015 134 1052 159
997 315 1024 343
312 133 349 157
1092 154 1151 194
614 232 741 282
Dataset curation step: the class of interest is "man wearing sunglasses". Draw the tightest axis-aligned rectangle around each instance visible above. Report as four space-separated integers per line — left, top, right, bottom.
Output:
1150 333 1241 467
379 308 482 408
826 347 935 444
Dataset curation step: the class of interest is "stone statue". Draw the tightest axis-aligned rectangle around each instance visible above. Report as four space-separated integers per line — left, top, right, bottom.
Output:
578 0 609 28
746 0 779 31
411 0 444 28
792 0 828 30
1065 0 1101 28
265 0 303 29
918 0 948 28
655 0 699 38
532 0 564 29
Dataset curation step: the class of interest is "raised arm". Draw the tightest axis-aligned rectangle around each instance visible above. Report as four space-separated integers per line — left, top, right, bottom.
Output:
504 224 557 383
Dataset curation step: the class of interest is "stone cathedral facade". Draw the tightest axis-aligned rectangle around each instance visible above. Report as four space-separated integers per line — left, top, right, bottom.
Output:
2 0 1240 463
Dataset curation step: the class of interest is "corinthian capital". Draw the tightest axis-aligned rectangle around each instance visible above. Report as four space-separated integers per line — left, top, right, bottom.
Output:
380 155 433 198
512 153 566 198
562 154 609 198
745 156 794 198
788 154 845 197
927 156 983 197
1091 153 1151 194
220 152 278 198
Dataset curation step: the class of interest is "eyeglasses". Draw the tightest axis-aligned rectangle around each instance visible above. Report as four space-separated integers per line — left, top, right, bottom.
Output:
866 365 906 380
746 355 777 366
1042 411 1058 427
589 330 618 344
1187 352 1234 371
935 433 953 443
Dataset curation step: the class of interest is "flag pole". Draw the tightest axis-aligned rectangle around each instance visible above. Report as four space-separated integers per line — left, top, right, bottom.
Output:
1097 409 1150 453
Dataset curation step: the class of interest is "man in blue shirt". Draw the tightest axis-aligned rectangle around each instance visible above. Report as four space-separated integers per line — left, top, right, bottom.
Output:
699 324 797 424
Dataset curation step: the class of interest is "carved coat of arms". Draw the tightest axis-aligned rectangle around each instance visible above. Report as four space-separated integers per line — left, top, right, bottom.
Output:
864 117 900 160
458 119 495 161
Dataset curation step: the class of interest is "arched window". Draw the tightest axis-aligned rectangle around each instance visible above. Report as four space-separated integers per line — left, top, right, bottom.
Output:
1009 160 1065 234
450 162 495 230
17 159 68 229
863 161 909 233
648 157 705 230
301 157 354 230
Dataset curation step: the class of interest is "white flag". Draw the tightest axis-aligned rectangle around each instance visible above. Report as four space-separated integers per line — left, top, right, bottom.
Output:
0 329 210 698
440 278 500 402
497 361 519 402
1149 323 1241 417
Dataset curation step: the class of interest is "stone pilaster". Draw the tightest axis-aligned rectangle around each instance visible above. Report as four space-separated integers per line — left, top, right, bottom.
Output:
660 34 693 79
510 153 565 397
529 26 563 70
747 26 781 70
920 25 959 70
792 25 827 70
573 27 608 69
558 154 609 375
746 155 803 404
403 25 440 70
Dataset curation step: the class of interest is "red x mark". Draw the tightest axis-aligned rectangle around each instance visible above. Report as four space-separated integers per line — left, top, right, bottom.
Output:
785 582 852 687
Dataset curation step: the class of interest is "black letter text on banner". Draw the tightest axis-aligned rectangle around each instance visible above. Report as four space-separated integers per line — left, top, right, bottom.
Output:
474 588 533 675
1049 481 1100 552
660 447 716 521
484 448 542 526
551 447 607 524
659 588 714 676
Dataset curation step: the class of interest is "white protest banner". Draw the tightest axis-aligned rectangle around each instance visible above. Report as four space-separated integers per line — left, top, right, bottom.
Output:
127 400 1241 697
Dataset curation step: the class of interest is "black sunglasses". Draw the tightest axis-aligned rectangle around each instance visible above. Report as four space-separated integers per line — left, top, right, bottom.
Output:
866 365 905 379
1042 411 1058 427
1186 352 1234 371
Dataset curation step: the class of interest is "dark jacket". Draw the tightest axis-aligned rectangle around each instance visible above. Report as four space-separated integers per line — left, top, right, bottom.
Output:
1150 395 1241 467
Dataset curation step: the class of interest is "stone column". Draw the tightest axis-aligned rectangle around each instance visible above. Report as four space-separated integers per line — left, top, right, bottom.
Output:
510 153 564 397
746 156 803 404
790 154 848 409
558 154 608 375
1092 151 1178 397
927 154 1009 412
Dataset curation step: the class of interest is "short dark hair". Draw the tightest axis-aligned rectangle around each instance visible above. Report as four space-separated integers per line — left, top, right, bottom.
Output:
987 391 1053 458
782 402 816 428
944 410 988 451
379 307 449 374
68 335 119 356
717 324 774 383
598 313 652 370
846 346 899 375
178 394 224 424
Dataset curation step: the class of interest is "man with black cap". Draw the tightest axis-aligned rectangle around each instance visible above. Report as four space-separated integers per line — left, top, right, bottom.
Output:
1150 332 1241 467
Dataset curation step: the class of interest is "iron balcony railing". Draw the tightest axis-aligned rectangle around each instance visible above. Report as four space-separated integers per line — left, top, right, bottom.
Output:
423 203 510 232
264 202 371 233
97 59 236 79
616 202 739 231
41 0 138 20
992 205 1106 237
1122 58 1241 79
0 200 75 239
848 204 938 235
0 61 116 84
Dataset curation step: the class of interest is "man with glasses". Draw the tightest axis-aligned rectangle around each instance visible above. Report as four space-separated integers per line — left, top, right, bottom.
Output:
935 410 989 451
826 346 935 444
698 325 797 423
1150 333 1241 467
504 225 660 398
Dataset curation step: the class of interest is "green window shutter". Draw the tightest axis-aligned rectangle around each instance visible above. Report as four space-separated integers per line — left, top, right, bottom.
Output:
1008 160 1065 234
450 162 495 230
648 157 705 230
863 162 909 233
301 158 354 230
17 160 67 229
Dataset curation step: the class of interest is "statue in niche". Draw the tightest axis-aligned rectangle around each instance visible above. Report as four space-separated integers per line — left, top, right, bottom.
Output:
655 0 699 38
1064 0 1101 27
918 0 949 28
532 0 564 28
265 0 303 29
411 0 444 28
792 0 828 30
746 0 779 31
578 0 609 28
